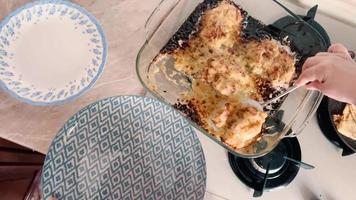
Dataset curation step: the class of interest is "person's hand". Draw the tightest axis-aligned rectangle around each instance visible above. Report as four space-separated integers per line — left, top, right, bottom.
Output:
295 43 356 104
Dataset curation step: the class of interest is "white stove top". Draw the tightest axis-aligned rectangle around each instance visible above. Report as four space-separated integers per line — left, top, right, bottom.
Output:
200 1 356 199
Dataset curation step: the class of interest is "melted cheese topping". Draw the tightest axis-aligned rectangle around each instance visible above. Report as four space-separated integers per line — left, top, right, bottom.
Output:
183 80 268 148
212 102 268 148
334 104 356 140
166 0 296 149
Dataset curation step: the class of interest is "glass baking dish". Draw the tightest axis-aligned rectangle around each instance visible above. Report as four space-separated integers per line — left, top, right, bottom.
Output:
136 0 323 158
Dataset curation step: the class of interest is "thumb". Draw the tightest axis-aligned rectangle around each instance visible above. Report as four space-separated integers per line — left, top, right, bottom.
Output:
328 43 351 59
328 43 348 54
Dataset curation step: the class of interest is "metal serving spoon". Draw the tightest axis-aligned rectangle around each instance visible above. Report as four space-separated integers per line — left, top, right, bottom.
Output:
242 84 302 111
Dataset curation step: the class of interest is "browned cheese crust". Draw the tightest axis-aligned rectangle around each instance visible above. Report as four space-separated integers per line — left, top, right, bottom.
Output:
167 0 296 149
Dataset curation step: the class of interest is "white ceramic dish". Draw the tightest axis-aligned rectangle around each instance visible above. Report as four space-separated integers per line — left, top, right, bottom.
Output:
0 0 107 106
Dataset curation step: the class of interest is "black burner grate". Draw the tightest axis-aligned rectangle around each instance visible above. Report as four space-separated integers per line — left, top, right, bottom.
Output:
228 137 301 196
272 5 331 58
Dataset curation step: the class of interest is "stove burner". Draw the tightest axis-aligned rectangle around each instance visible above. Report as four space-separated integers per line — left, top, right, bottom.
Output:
228 138 301 194
251 142 288 174
272 5 331 58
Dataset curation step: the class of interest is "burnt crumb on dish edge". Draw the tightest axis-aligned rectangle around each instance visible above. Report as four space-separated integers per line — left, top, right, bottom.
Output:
173 101 203 127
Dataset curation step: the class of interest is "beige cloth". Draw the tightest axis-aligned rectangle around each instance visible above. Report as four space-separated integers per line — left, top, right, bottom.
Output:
0 0 160 154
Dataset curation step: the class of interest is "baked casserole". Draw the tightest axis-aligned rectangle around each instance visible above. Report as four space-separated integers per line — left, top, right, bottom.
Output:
152 0 297 149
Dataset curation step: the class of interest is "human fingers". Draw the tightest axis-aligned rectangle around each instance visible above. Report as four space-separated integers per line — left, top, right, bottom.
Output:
328 43 348 54
302 56 325 71
328 43 351 59
295 65 326 86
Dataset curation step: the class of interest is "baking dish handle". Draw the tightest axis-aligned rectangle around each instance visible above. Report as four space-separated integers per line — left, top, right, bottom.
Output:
284 92 324 138
144 0 180 42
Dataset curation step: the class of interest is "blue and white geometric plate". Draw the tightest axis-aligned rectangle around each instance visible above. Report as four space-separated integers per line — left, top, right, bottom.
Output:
41 96 206 200
0 0 107 106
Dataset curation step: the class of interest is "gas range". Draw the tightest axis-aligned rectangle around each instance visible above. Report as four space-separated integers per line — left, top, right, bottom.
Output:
199 1 356 199
200 118 356 200
228 137 303 198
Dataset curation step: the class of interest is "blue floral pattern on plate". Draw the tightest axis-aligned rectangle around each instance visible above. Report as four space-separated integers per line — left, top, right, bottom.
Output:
41 96 207 200
0 0 107 106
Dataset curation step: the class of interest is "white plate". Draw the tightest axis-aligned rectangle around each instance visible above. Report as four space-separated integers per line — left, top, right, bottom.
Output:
0 0 107 105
